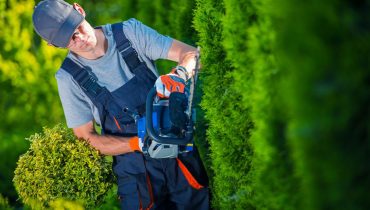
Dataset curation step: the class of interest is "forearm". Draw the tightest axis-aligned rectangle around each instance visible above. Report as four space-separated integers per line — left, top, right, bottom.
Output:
167 40 196 63
73 121 134 156
84 133 133 156
166 40 199 80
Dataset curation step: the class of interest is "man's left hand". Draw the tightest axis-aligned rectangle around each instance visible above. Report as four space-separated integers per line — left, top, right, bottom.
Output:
155 73 186 98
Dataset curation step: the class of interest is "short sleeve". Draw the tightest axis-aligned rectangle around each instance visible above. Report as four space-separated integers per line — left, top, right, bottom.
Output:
55 69 94 128
123 18 173 60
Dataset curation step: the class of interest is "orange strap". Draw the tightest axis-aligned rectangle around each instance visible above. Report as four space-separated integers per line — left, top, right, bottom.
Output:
146 173 154 209
129 137 141 152
176 158 204 190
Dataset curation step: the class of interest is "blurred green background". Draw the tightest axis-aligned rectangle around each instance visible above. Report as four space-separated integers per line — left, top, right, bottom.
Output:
1 0 369 209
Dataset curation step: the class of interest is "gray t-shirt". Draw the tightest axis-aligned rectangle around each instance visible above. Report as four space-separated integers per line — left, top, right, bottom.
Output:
55 18 173 128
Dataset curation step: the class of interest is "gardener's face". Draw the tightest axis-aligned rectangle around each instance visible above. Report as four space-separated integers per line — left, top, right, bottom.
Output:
66 20 97 53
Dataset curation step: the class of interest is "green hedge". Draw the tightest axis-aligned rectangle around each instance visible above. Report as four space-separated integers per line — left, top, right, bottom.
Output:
195 0 370 209
168 0 197 44
194 0 253 209
276 0 370 209
231 0 300 209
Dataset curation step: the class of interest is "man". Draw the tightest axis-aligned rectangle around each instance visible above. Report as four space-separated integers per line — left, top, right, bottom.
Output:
32 0 209 209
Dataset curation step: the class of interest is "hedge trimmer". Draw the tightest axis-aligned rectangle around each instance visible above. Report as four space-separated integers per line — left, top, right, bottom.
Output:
138 47 201 158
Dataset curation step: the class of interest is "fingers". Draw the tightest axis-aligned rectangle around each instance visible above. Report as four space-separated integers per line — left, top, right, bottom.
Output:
179 51 197 67
178 53 197 78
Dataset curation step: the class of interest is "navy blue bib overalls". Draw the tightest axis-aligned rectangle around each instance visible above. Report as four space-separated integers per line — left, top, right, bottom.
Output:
61 23 209 210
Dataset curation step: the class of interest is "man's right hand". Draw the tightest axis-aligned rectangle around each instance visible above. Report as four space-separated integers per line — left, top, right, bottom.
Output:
128 136 143 152
178 51 197 79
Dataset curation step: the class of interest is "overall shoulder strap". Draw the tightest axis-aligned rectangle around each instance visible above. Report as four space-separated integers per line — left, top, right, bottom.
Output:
61 58 104 98
61 57 119 134
111 22 142 73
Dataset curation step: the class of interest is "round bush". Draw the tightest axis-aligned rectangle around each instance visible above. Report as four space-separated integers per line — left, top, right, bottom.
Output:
13 124 113 209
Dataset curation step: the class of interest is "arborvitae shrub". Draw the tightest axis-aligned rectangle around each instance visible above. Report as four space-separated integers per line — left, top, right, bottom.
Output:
194 0 253 209
13 124 113 209
276 0 370 209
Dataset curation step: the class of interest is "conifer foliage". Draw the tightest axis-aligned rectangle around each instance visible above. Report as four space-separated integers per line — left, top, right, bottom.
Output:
194 0 254 209
276 0 370 209
194 0 370 209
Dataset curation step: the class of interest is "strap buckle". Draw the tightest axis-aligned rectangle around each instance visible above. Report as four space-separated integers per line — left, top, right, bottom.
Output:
117 41 131 54
80 73 102 95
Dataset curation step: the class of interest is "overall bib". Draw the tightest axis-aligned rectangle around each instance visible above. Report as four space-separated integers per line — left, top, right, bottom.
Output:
61 23 209 210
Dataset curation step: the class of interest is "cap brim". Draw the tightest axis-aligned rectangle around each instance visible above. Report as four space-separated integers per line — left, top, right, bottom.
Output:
52 9 84 48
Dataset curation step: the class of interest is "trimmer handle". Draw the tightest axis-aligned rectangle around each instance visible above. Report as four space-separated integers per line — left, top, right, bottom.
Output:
145 87 193 145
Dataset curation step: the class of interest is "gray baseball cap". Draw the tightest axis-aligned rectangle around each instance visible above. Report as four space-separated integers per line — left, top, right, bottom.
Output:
32 0 84 48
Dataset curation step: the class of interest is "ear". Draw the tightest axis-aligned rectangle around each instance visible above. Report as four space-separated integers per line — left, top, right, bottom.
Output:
73 3 86 17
